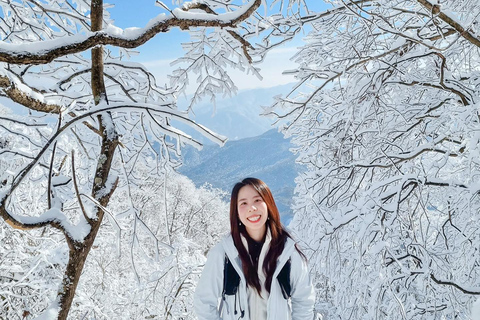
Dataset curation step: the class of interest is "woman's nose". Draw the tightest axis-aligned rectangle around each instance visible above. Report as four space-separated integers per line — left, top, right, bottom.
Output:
249 205 257 212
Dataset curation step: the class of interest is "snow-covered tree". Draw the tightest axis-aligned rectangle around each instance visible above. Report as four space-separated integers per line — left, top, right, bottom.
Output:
0 0 308 318
76 171 229 319
0 171 228 320
0 168 228 319
269 0 480 319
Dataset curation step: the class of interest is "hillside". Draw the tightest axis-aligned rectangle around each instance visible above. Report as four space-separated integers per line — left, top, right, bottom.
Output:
178 129 300 223
174 83 294 143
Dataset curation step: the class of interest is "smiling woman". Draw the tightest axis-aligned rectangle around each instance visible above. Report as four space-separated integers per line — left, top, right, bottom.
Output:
237 184 269 241
194 177 316 320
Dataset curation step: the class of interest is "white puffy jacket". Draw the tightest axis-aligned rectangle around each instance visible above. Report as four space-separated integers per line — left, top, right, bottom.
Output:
194 233 316 320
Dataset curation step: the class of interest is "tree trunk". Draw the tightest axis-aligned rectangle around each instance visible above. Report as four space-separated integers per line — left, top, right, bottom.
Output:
56 241 89 320
56 0 114 319
91 0 106 105
56 133 118 319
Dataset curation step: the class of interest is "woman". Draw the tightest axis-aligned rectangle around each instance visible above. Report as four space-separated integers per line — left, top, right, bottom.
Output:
194 177 315 320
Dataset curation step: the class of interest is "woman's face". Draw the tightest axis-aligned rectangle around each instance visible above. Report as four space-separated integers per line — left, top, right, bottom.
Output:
237 184 268 241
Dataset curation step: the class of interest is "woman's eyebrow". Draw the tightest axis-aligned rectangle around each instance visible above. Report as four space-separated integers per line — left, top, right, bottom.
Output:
238 195 261 202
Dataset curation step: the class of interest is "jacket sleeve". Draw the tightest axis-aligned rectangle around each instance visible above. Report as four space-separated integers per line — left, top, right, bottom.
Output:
194 243 225 320
290 250 316 320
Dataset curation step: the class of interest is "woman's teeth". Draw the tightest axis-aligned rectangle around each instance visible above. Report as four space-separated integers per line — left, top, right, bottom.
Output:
248 215 261 222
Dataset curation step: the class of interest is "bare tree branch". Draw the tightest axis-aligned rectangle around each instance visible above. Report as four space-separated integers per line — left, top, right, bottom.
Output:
430 273 480 295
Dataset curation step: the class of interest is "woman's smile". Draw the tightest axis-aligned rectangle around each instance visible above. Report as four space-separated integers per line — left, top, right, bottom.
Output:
247 215 261 222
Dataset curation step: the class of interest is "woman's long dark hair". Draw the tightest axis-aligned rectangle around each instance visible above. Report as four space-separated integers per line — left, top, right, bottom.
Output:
230 177 292 294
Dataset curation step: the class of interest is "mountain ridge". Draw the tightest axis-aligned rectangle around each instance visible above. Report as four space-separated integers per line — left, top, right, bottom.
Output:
178 129 300 223
174 83 294 144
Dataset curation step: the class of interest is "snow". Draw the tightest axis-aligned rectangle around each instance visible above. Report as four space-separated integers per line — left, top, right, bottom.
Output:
0 0 256 59
103 24 125 37
390 37 406 49
0 190 7 202
51 175 71 186
95 172 118 198
0 15 171 56
86 100 227 146
0 33 90 55
472 298 480 320
369 240 389 255
11 207 91 242
105 13 168 40
4 0 480 318
172 2 252 22
13 79 46 102
33 300 59 320
196 123 227 146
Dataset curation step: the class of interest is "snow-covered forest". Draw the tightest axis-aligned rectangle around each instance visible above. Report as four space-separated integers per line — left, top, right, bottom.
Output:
0 0 480 319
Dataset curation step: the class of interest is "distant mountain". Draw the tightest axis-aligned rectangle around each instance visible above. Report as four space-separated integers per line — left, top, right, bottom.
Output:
178 129 301 224
173 83 294 144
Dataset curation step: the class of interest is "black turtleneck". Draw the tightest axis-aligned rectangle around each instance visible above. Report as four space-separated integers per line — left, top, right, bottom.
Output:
246 233 266 266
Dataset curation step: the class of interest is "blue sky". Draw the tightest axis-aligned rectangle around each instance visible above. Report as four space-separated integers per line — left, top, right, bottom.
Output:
107 0 330 91
108 0 188 60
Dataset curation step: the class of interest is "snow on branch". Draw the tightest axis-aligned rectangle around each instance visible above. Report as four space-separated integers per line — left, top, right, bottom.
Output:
0 200 90 242
0 75 62 114
0 0 262 65
417 0 480 49
0 104 221 244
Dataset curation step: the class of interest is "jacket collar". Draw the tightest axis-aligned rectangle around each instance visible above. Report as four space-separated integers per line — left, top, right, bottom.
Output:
239 227 272 254
221 228 296 277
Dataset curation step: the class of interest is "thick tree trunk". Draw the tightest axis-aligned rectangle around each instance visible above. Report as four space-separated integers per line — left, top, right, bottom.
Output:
56 1 113 319
56 241 89 320
91 0 106 105
56 134 118 320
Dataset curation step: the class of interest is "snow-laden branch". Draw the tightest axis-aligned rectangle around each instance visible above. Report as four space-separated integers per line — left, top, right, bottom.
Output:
0 74 62 114
0 0 261 65
0 201 91 241
0 100 226 234
417 0 480 49
266 40 416 122
275 1 480 318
